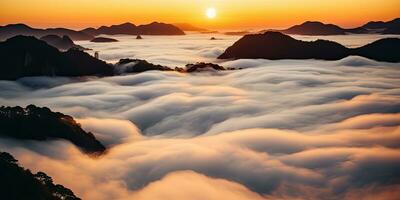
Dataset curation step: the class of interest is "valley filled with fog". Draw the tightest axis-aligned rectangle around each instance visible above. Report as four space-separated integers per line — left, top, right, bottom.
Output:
1 33 400 199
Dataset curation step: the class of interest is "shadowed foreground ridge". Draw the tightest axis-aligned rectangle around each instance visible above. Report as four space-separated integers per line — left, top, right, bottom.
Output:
218 31 400 62
0 105 106 154
0 152 81 200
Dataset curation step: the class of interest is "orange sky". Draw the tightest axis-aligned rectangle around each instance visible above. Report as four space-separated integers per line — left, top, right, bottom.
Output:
0 0 399 30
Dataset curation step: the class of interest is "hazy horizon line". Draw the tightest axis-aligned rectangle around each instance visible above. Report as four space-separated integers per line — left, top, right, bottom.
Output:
1 17 398 32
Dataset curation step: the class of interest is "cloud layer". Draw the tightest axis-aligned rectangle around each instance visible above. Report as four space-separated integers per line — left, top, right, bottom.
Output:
1 34 400 199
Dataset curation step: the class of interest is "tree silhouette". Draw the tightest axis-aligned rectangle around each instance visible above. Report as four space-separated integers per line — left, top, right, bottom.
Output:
0 152 81 200
0 105 106 154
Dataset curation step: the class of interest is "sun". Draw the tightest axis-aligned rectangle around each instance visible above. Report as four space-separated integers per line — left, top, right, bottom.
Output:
206 7 217 19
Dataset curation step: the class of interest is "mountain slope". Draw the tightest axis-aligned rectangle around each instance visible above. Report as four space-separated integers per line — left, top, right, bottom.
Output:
218 31 400 62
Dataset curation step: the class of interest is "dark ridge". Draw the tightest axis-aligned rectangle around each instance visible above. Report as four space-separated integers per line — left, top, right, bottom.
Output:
0 152 81 200
218 32 349 60
40 35 86 50
0 35 113 80
353 38 400 62
90 37 119 43
0 105 106 154
81 22 185 35
0 24 93 41
136 22 185 35
218 31 400 62
96 22 137 35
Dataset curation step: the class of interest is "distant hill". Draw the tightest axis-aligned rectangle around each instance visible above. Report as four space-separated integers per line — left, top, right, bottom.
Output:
82 22 185 35
173 23 208 32
0 24 93 41
279 21 368 35
282 21 346 35
218 31 400 62
262 18 400 35
91 37 119 43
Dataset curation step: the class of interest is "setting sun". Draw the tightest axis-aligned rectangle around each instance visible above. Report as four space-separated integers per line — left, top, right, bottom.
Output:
206 7 216 19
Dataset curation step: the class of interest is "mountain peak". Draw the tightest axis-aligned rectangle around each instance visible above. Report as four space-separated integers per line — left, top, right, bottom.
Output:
3 23 32 29
302 21 325 25
118 22 136 27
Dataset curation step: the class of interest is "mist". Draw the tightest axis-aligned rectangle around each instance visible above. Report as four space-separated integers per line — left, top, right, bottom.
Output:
1 34 399 200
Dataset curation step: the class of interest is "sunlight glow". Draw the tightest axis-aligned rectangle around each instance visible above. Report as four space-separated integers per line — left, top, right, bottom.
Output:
206 7 216 19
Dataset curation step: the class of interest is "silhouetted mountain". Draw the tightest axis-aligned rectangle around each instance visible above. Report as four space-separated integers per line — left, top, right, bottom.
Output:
267 18 400 35
219 32 349 60
83 22 137 35
0 152 81 200
353 38 400 62
0 24 93 41
0 105 106 154
173 23 208 32
40 35 86 50
90 37 119 42
0 35 113 80
82 22 185 35
218 31 400 62
282 21 346 35
137 22 185 35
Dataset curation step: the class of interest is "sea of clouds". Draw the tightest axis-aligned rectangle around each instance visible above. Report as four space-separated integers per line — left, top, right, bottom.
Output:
0 34 400 200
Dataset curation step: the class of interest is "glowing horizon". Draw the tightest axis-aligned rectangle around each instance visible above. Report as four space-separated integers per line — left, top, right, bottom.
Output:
0 0 399 31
